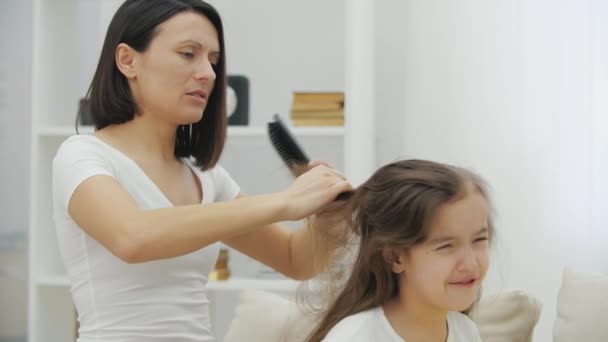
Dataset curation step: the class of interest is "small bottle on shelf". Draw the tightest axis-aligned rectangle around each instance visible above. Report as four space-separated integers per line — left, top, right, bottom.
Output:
208 248 231 281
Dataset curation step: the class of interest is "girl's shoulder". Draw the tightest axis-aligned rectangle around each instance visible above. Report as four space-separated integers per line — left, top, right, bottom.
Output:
323 307 397 342
447 312 482 341
323 307 377 340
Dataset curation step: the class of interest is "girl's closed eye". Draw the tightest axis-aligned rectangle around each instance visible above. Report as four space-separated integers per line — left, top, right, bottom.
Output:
437 243 453 251
474 236 489 243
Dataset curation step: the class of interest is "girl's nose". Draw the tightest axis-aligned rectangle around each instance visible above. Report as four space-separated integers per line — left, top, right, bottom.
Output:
458 247 479 272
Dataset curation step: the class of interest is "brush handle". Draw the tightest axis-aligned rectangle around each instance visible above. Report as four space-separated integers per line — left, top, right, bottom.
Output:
268 114 351 200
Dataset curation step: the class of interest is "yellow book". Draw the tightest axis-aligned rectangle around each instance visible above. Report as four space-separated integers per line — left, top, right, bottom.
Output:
290 102 343 111
292 117 344 126
290 109 344 118
291 92 344 113
292 91 344 104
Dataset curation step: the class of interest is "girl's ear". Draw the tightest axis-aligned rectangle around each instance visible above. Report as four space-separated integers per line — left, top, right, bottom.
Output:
383 247 406 274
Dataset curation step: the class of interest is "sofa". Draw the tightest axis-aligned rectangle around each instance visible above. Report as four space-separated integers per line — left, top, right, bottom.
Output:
223 268 608 342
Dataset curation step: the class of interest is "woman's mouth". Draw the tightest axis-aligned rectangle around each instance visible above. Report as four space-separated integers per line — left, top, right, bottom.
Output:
186 90 208 105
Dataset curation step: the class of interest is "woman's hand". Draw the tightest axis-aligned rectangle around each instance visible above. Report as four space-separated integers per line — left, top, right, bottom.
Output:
279 164 352 221
290 159 333 177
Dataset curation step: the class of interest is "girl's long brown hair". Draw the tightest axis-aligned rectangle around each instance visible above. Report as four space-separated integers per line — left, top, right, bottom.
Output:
305 159 495 342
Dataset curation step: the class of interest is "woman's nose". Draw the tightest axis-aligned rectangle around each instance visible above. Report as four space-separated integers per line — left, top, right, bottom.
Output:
194 59 216 82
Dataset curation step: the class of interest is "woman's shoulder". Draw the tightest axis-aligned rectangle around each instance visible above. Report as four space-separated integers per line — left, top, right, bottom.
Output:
447 312 481 340
56 134 103 156
53 134 114 174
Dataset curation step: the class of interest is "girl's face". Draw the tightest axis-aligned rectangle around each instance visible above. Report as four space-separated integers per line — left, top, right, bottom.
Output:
394 190 491 312
127 11 220 125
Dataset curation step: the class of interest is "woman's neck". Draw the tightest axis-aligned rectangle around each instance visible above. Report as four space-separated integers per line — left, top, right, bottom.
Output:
383 291 449 342
96 114 179 165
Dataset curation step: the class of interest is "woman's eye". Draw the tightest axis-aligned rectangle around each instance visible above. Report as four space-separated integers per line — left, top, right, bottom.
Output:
474 237 489 243
180 51 194 58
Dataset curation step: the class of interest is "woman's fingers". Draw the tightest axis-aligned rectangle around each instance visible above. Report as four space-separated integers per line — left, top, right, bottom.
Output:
332 180 353 195
309 164 347 181
283 165 352 220
308 159 334 168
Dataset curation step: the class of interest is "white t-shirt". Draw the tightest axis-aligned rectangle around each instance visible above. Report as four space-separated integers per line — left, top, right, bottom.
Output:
323 306 482 342
52 135 240 342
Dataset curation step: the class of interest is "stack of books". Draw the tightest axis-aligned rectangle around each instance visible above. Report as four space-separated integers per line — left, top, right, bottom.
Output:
289 91 344 126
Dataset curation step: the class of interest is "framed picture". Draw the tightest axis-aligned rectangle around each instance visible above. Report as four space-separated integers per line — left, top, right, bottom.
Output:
227 75 249 126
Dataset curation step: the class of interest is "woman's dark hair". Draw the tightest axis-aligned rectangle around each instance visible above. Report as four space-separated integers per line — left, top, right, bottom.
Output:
80 0 227 170
305 159 496 342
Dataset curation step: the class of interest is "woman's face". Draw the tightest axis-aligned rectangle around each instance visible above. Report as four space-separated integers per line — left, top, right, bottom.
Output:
128 11 220 125
395 190 491 313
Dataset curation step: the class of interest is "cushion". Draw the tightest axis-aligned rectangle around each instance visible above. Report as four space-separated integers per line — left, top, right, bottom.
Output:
224 289 542 342
553 268 608 342
223 290 317 342
470 290 542 342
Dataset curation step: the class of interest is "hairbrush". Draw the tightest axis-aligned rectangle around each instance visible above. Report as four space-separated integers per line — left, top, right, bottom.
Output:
267 114 351 201
268 114 310 176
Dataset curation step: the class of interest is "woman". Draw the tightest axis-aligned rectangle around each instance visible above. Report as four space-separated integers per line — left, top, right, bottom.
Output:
52 0 351 341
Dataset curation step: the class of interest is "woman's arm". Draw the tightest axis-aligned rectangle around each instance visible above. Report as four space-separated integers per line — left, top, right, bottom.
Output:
223 194 348 281
67 165 350 263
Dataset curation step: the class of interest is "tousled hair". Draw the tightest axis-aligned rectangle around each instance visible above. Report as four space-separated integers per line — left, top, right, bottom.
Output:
304 159 495 342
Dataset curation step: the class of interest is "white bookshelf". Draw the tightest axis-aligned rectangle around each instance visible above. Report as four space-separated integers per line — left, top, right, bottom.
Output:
27 0 374 341
36 274 298 292
36 124 344 138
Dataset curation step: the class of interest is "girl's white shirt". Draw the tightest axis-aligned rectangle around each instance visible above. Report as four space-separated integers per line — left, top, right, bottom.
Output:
323 306 482 342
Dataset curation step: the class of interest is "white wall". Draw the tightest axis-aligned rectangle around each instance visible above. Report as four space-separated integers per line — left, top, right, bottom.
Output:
0 0 32 235
590 0 608 274
375 1 608 341
206 0 345 126
0 0 32 341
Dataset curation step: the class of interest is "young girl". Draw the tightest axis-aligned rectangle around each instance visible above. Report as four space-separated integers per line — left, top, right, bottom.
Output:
306 159 493 342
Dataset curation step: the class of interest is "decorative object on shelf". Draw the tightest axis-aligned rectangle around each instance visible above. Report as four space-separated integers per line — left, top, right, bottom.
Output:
77 98 94 126
289 91 344 126
226 75 249 126
209 248 231 281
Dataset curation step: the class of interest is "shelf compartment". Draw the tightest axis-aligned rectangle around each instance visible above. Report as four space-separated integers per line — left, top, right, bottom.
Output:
31 286 76 342
36 275 71 288
30 136 70 281
207 277 298 292
36 274 298 292
36 125 344 138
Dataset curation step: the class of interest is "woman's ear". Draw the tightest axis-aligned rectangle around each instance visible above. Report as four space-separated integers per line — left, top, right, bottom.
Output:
115 43 137 79
383 248 406 274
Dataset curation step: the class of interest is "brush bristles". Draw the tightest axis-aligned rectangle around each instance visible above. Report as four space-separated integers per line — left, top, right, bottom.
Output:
268 115 310 176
